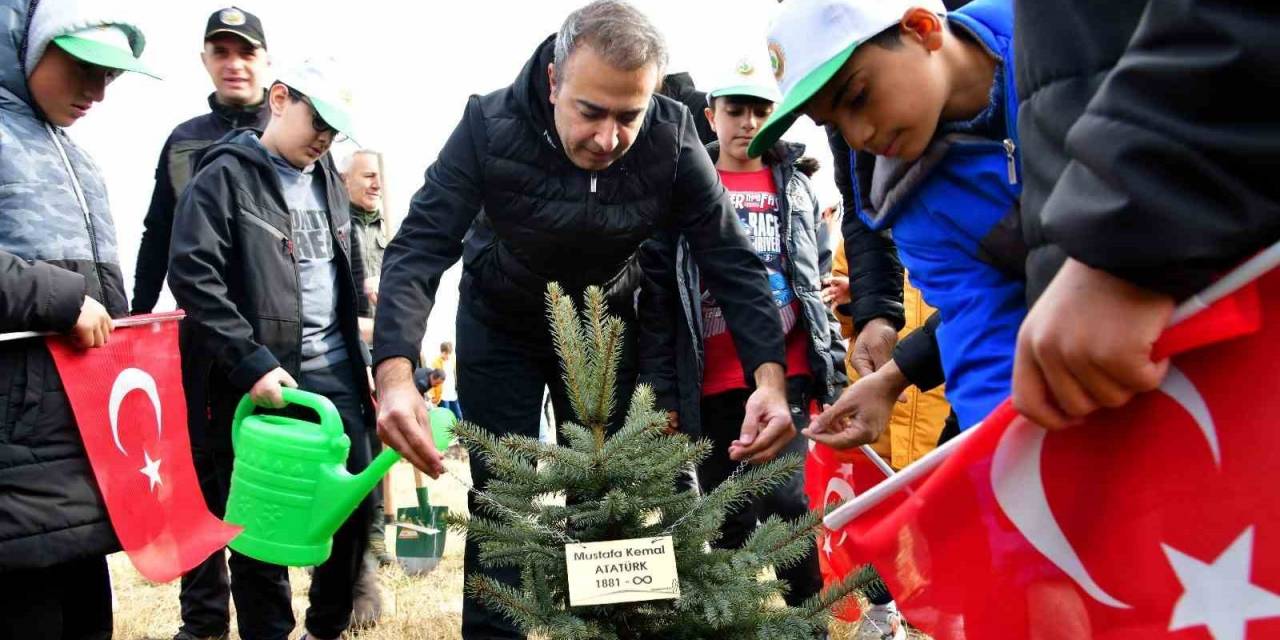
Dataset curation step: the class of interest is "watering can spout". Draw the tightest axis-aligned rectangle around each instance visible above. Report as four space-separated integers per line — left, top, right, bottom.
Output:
323 447 402 526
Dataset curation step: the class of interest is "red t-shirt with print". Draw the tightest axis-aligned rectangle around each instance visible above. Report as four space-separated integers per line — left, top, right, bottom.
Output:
701 167 811 397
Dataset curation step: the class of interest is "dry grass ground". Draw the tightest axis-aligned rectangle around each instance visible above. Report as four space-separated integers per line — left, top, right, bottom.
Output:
109 455 897 639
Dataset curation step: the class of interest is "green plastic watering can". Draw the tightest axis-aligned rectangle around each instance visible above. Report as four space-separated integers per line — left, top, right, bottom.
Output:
427 406 457 450
225 389 400 566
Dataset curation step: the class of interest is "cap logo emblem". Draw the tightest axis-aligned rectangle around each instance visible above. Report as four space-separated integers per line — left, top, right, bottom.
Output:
768 41 785 81
220 9 246 26
736 59 754 76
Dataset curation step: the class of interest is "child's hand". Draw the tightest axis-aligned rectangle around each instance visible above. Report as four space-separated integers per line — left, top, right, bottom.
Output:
1013 258 1173 429
805 360 909 449
821 276 851 308
851 317 898 378
663 410 679 435
249 367 298 409
71 296 112 349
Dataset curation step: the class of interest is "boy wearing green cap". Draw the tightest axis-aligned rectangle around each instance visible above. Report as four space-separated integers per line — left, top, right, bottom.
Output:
167 58 374 640
0 0 156 635
637 47 845 612
753 0 1027 441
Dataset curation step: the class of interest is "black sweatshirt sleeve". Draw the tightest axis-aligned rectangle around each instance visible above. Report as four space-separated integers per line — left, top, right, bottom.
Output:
0 250 85 333
132 136 177 314
892 311 945 392
670 111 785 382
828 126 906 332
1041 0 1280 299
371 97 486 369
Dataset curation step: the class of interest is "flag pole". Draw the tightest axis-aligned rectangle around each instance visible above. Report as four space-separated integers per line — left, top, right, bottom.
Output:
825 240 1280 531
859 444 897 478
0 310 186 344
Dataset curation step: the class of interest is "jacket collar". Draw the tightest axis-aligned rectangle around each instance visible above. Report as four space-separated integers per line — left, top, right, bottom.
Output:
511 35 561 152
207 90 271 130
350 205 382 225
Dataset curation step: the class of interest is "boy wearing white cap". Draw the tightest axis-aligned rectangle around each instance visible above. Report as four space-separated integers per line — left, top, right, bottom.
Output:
636 46 846 615
755 0 1028 443
0 0 156 636
168 58 373 640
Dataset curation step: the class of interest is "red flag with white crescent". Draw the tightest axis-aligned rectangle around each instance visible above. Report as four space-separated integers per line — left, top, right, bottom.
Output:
834 257 1280 639
46 312 240 582
804 441 893 621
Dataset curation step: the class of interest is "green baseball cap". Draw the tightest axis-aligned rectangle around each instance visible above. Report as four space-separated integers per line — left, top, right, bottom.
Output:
53 25 160 80
748 0 946 158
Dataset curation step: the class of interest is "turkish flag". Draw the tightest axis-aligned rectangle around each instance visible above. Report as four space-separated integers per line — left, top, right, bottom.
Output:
836 263 1280 638
804 442 893 621
46 313 240 583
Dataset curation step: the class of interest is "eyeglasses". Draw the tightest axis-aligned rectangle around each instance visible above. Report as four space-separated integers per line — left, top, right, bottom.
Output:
285 85 348 144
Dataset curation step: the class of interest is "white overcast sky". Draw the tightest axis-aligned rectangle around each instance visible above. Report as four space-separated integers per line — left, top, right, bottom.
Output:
75 0 839 351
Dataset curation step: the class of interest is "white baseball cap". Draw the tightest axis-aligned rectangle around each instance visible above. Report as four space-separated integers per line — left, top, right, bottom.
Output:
277 57 358 144
748 0 947 157
706 46 782 104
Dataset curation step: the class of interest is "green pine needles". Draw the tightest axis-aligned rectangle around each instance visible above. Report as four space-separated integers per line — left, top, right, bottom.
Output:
449 284 871 640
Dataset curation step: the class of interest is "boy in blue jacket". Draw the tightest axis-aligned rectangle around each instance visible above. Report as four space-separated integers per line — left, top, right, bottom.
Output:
750 0 1024 442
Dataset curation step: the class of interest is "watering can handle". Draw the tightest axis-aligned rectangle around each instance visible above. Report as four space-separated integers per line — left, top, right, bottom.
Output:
231 389 345 451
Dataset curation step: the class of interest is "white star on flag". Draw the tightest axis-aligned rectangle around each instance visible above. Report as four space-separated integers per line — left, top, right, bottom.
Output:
139 449 163 493
1163 527 1280 640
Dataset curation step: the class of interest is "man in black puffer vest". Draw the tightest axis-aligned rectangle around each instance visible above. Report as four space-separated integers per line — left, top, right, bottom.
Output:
373 2 794 638
1011 0 1280 430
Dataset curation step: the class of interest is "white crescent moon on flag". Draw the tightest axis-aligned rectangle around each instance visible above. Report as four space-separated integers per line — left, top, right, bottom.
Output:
991 365 1222 610
991 419 1131 609
108 368 162 456
825 477 856 546
1157 366 1220 467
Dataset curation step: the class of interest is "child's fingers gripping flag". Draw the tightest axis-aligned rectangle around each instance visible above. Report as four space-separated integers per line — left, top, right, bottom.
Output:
830 246 1280 639
46 313 240 583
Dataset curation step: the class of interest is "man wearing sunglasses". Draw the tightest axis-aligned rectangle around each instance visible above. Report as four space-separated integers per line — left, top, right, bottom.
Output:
168 57 374 640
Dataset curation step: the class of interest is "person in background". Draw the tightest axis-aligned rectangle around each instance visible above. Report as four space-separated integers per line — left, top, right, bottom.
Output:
343 148 385 344
0 1 158 636
431 341 461 421
133 6 271 316
340 147 390 620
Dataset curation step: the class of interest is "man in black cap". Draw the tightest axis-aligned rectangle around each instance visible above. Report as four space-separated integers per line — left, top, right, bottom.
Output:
132 6 269 314
142 11 271 640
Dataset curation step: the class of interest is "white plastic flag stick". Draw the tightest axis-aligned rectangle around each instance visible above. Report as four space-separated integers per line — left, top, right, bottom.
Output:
0 311 185 344
859 444 896 478
825 239 1280 532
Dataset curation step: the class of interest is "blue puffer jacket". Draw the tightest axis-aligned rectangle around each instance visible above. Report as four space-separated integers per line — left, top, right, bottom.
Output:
856 0 1024 428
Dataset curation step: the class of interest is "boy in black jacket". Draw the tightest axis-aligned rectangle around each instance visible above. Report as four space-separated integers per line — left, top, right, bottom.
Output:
168 57 371 640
